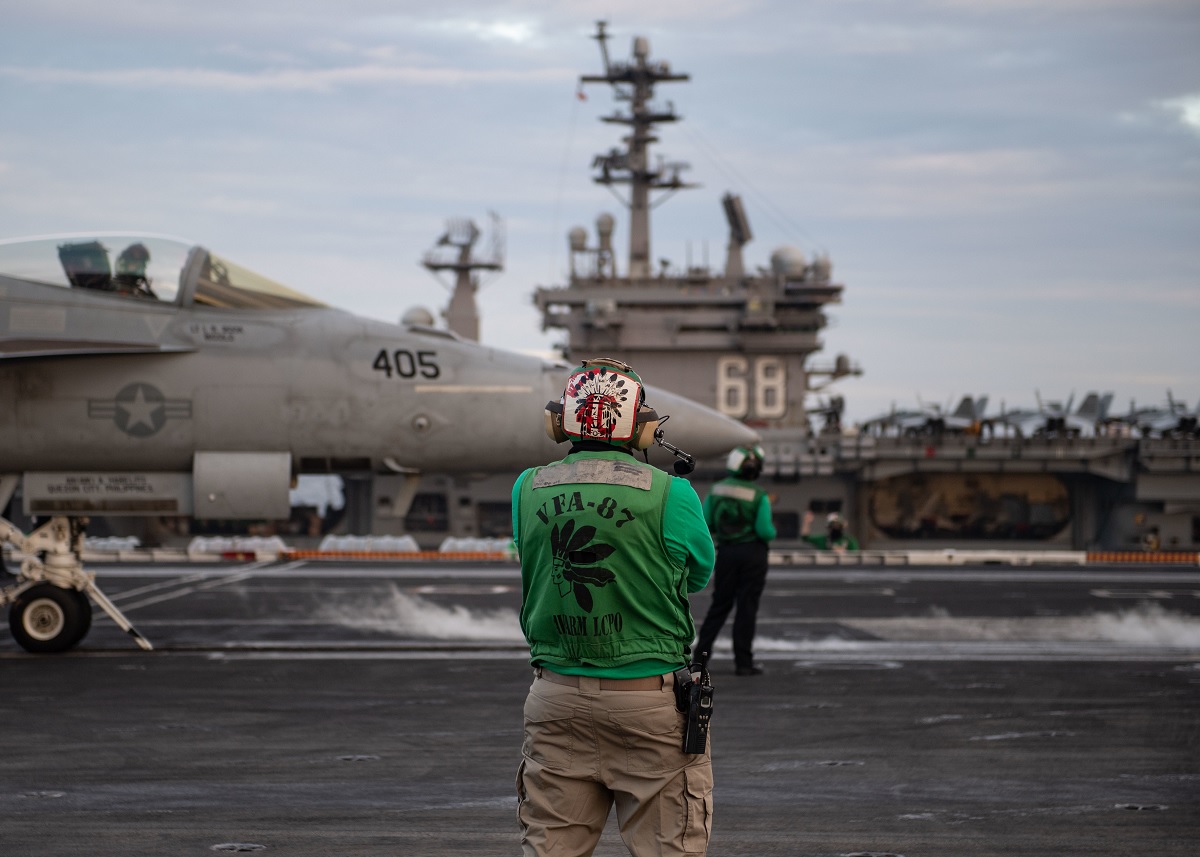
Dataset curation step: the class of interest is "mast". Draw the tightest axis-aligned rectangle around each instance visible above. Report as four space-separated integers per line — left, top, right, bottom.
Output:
421 215 505 341
537 23 859 435
580 21 694 280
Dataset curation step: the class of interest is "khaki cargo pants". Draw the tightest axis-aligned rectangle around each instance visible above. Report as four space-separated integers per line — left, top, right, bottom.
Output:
516 670 714 856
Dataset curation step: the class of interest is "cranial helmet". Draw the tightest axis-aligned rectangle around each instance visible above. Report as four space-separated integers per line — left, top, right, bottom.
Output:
120 242 150 261
116 242 150 273
827 512 846 528
725 444 765 479
545 357 660 450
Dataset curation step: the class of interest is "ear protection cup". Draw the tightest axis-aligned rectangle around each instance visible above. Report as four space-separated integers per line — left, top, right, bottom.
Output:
631 406 659 450
544 400 568 443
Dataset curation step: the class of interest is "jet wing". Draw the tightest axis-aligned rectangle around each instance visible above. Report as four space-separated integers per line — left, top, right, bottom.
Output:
0 339 194 360
0 303 195 361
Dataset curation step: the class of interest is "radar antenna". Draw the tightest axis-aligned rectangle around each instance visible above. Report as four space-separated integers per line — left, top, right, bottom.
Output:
421 213 505 341
593 20 613 77
579 21 694 280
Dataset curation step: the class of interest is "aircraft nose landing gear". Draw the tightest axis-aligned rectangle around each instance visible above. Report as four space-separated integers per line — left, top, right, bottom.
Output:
9 583 93 653
0 516 152 654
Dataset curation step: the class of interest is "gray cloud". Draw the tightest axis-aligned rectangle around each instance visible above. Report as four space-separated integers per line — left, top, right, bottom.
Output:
0 62 572 92
1 1 1196 422
1157 94 1200 135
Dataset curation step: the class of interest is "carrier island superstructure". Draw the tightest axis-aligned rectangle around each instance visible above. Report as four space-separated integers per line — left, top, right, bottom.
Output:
354 23 1196 553
521 23 1197 553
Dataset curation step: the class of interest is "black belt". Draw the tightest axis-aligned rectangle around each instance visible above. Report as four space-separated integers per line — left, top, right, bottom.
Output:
537 669 668 691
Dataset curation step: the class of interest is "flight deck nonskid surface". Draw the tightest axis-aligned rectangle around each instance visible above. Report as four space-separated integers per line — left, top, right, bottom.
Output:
2 561 1197 856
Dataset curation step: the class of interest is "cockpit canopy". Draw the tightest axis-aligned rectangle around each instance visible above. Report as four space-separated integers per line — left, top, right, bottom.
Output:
0 233 325 309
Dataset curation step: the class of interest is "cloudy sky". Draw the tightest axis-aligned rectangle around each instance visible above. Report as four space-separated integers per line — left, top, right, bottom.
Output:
2 0 1197 424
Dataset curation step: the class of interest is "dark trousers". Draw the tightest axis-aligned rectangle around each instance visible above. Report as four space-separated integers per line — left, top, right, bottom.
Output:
695 540 769 668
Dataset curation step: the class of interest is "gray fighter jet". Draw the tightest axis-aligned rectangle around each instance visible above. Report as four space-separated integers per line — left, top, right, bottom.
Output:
860 395 988 438
993 391 1114 439
1109 392 1198 439
0 232 758 653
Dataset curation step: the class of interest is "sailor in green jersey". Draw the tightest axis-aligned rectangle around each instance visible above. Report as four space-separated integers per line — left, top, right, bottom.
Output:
513 357 715 857
695 445 776 676
801 511 860 552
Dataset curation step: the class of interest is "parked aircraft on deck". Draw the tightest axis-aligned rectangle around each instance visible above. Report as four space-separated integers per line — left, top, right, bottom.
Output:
860 395 988 437
992 392 1113 439
0 232 758 653
1106 392 1198 439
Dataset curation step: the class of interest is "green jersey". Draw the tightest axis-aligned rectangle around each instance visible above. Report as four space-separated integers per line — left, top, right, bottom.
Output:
704 477 776 546
513 450 713 678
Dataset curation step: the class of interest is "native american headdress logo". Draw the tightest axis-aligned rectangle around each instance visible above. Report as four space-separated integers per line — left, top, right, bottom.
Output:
549 519 616 612
561 364 640 443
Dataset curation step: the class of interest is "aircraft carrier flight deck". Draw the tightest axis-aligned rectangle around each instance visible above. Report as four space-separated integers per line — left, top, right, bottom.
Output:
3 558 1196 857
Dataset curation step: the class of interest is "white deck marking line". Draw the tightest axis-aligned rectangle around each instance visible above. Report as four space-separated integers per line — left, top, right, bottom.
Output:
102 561 304 614
108 563 273 602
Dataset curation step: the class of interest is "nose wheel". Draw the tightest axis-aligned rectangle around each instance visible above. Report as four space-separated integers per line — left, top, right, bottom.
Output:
9 583 93 653
1 516 152 653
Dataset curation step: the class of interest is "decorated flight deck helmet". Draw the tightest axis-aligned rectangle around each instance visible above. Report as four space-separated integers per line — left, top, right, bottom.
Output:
725 444 765 480
826 512 846 539
545 357 659 450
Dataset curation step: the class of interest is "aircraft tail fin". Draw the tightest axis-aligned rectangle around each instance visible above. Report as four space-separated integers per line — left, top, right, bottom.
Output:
1075 392 1101 420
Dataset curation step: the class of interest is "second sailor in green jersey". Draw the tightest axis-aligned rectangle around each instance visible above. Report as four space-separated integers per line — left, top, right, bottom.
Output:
695 445 776 676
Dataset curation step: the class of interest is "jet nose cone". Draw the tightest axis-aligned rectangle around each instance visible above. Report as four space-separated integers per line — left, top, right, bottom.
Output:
644 385 760 459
